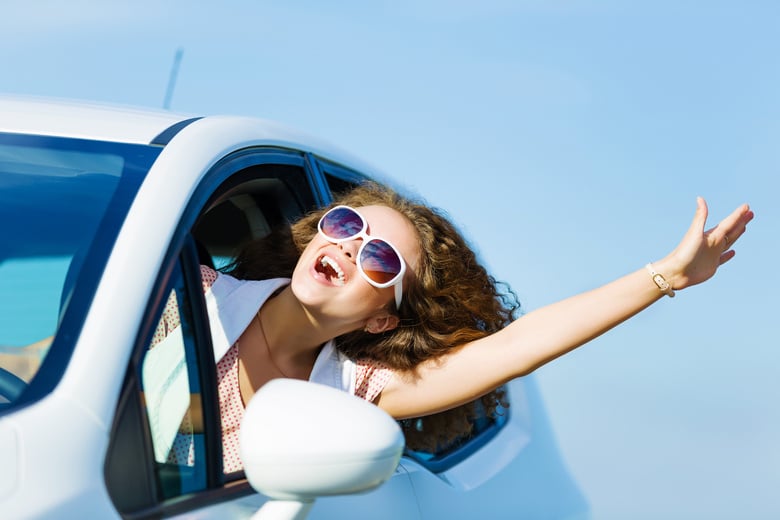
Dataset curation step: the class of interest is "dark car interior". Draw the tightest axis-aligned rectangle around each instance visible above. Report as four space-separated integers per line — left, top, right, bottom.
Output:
193 165 316 268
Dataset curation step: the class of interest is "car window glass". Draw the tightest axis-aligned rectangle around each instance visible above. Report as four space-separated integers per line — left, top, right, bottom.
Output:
0 142 124 352
0 134 158 408
318 159 366 198
0 257 65 393
402 387 510 472
139 261 207 497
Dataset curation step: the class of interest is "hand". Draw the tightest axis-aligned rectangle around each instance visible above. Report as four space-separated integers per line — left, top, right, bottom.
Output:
656 197 754 291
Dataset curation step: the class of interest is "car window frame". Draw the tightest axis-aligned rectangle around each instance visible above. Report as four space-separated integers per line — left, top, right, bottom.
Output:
107 146 329 517
108 142 513 515
311 156 371 198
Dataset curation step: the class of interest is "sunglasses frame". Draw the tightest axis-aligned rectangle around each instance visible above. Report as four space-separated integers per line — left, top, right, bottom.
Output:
317 205 406 309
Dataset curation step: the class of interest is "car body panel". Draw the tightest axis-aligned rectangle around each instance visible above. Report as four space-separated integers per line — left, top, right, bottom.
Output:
407 377 588 519
0 96 589 520
0 95 190 144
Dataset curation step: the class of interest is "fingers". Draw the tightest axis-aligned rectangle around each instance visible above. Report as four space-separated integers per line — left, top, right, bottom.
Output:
719 203 754 249
719 249 737 266
669 199 752 289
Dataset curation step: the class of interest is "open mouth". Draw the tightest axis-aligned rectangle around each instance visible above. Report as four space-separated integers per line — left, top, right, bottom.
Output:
315 254 346 286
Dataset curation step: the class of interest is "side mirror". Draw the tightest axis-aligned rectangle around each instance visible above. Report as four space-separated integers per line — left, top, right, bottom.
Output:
240 379 405 520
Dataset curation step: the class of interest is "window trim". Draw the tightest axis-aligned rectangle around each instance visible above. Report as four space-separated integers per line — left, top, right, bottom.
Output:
312 155 372 201
195 147 311 213
181 238 222 484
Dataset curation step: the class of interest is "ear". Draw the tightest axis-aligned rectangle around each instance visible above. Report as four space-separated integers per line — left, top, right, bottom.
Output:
364 312 399 334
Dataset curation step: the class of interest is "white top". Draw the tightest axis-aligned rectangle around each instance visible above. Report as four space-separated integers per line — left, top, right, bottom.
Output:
204 271 356 394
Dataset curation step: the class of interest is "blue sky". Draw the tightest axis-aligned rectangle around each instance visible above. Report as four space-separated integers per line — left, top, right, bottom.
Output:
3 2 778 518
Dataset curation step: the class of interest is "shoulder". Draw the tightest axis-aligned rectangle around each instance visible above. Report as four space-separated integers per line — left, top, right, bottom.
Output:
354 359 395 403
200 265 218 290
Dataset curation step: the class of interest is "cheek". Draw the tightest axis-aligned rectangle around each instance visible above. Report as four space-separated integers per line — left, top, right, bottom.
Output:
360 283 397 311
290 241 319 291
296 235 324 268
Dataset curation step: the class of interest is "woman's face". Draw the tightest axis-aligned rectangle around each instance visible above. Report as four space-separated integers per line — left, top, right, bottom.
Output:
291 204 420 331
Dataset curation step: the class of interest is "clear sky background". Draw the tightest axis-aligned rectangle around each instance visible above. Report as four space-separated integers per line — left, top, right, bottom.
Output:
2 2 777 518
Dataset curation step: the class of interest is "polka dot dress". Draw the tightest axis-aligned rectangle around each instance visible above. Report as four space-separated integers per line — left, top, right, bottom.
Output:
216 343 244 472
200 267 250 473
354 360 394 403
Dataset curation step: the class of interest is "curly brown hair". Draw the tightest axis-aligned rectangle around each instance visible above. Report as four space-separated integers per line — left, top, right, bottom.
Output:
226 181 521 452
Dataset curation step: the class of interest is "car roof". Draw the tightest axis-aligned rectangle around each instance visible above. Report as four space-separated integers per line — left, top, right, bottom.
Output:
0 95 197 144
0 95 385 179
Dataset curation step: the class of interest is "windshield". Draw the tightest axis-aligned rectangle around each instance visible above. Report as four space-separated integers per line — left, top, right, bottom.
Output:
0 133 160 409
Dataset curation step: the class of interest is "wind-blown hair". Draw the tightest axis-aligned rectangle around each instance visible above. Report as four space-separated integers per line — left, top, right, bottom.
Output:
226 181 521 451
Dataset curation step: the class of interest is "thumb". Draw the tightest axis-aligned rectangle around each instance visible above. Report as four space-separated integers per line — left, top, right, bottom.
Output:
685 196 709 241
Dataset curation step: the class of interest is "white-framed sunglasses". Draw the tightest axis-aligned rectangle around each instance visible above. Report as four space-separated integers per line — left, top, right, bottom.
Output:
317 205 407 309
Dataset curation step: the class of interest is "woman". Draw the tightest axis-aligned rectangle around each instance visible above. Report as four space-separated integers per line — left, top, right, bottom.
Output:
185 182 752 472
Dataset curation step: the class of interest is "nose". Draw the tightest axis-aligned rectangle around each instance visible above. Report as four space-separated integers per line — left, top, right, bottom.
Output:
338 239 361 262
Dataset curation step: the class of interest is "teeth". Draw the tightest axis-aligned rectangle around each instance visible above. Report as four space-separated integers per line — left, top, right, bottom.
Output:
320 255 345 286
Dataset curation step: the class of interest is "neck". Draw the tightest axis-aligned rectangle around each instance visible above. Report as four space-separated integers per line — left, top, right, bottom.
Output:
258 286 337 364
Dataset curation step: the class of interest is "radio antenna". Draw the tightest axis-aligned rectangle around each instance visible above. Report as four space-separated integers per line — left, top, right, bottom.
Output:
163 48 184 110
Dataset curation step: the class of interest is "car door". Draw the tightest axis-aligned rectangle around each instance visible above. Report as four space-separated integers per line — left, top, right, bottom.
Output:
104 147 420 519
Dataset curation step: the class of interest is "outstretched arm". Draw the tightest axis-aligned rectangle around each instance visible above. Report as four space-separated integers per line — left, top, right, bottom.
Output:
377 198 754 419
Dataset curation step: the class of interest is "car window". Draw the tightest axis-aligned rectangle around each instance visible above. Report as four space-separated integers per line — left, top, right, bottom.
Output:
140 262 208 497
193 162 317 479
105 253 215 515
402 388 510 472
194 163 318 269
317 158 368 198
0 134 158 410
108 152 323 516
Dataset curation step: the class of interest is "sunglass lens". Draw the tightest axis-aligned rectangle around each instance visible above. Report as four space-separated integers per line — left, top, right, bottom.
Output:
361 239 402 284
321 207 364 239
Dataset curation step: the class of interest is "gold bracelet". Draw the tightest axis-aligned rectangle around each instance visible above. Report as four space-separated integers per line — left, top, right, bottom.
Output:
645 263 675 298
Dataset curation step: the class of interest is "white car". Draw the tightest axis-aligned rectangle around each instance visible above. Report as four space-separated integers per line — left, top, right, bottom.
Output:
0 96 589 519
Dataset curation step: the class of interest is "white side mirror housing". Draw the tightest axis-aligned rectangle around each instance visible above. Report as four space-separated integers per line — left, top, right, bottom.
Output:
240 379 404 517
